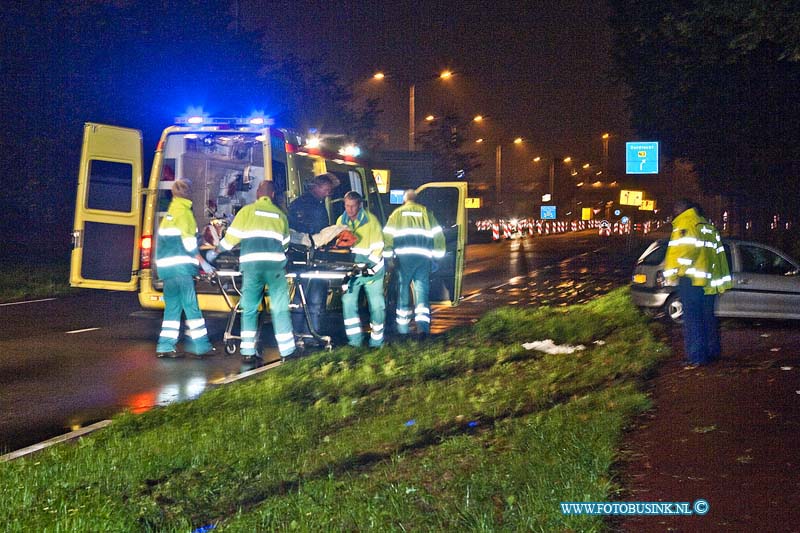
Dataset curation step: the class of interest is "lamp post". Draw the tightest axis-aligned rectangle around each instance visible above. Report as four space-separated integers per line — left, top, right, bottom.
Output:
601 133 610 174
374 70 453 151
491 137 524 208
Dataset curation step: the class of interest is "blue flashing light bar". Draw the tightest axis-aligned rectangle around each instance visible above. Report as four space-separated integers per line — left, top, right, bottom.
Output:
174 116 274 127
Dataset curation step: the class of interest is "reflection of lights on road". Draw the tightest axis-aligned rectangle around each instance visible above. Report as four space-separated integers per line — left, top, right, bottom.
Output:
157 378 208 405
186 377 207 399
127 390 159 414
158 384 180 405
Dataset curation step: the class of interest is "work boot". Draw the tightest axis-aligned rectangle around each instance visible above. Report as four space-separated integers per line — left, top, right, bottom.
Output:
156 350 183 359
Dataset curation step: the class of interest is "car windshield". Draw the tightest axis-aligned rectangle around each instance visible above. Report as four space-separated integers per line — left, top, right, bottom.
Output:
638 241 667 266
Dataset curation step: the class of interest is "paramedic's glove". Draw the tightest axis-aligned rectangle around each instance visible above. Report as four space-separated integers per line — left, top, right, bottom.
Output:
205 249 219 264
199 258 216 274
335 230 357 248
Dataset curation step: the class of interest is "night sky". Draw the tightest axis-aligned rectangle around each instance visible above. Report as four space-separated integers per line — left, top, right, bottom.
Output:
0 0 632 254
244 0 631 160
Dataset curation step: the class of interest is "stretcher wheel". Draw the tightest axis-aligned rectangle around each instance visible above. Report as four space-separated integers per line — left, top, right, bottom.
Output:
225 341 238 355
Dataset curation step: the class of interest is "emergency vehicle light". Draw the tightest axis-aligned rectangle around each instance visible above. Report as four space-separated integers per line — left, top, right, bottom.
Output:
174 116 273 127
339 144 361 157
140 235 153 269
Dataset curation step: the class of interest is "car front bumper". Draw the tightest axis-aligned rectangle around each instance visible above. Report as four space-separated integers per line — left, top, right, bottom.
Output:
630 285 672 309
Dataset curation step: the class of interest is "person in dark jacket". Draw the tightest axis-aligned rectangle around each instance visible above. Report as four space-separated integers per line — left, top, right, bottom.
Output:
287 173 340 345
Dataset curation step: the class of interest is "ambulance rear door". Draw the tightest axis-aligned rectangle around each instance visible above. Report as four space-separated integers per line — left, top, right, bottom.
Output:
70 123 144 290
416 182 468 306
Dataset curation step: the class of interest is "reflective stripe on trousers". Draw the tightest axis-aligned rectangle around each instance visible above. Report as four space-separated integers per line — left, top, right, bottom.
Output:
157 275 212 354
341 272 386 347
395 256 431 334
239 268 295 357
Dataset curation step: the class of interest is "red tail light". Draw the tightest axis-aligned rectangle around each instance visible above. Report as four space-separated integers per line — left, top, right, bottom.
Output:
140 235 152 269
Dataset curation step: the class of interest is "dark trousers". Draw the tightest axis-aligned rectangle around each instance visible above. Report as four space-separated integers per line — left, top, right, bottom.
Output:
291 278 327 336
678 276 720 365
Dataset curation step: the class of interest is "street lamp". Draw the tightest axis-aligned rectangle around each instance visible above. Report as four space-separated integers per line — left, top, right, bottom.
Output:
491 138 528 208
374 70 455 151
601 133 610 173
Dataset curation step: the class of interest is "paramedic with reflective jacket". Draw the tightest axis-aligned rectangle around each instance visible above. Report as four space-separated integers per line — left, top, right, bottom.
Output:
383 189 445 337
663 199 732 367
209 181 296 360
154 180 215 358
287 172 340 344
337 191 386 347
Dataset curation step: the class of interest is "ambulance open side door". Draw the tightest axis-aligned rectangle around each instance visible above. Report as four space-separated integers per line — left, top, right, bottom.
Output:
416 182 468 306
70 123 144 291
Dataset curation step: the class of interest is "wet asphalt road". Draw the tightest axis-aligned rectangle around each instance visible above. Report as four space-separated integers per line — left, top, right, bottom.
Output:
0 230 648 454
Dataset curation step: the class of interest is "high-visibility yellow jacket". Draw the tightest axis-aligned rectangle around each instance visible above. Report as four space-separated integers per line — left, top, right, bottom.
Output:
337 208 385 274
383 201 446 260
155 197 199 279
664 207 732 294
219 196 290 272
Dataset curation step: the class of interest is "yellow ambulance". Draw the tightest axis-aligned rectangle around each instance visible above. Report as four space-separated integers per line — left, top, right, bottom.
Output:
70 116 467 315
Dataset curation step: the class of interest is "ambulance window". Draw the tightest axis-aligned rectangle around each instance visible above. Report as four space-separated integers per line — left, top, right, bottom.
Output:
270 133 288 211
363 168 385 222
295 155 317 189
417 187 459 229
87 159 133 212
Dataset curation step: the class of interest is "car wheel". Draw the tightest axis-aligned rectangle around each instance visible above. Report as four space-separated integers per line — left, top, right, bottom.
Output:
664 294 683 324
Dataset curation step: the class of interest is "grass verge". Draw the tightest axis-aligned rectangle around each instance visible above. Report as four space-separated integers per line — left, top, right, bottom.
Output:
0 260 74 303
0 288 666 531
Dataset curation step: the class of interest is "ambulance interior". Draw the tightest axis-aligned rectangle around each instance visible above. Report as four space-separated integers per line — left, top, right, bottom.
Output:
150 132 376 288
153 131 278 285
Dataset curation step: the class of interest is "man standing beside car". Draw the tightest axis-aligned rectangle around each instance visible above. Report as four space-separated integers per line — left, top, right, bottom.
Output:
664 199 732 367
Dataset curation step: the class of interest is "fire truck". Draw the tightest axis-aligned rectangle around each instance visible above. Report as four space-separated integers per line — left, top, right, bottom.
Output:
70 116 467 321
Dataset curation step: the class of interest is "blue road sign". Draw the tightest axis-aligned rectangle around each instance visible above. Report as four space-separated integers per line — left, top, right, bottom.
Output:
621 216 630 224
626 141 659 174
541 205 556 220
389 189 404 204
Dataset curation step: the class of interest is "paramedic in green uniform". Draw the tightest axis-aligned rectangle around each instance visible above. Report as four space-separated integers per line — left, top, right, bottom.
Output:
154 180 215 357
383 189 445 337
337 191 386 347
211 180 296 361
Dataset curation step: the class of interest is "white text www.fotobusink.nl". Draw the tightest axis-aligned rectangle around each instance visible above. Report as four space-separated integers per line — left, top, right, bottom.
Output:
560 500 709 516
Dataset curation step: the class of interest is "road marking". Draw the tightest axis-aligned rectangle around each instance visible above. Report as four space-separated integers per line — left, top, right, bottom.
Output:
66 327 100 334
0 298 56 307
1 420 113 462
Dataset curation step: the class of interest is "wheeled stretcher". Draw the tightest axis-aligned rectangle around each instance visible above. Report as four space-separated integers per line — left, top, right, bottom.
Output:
209 243 360 356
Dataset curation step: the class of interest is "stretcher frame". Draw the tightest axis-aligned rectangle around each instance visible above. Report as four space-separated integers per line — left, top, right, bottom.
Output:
209 245 357 357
